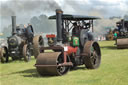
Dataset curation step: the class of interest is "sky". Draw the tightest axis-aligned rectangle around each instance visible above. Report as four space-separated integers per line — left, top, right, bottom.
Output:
57 0 128 17
0 0 128 15
0 0 127 16
0 0 128 32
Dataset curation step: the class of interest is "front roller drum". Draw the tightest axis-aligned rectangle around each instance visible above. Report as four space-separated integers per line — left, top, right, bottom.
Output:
117 38 128 49
83 41 101 69
35 52 70 76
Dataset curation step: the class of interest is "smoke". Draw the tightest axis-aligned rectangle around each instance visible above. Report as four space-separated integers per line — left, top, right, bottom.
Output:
0 0 60 17
0 0 60 33
94 18 120 35
88 11 120 35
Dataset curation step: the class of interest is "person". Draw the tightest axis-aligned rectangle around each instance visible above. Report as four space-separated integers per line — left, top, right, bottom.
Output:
24 24 34 42
116 23 121 32
114 32 117 40
72 22 79 36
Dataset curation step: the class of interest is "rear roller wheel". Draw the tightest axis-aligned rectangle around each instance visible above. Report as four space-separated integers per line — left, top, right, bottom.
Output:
83 41 101 69
33 35 44 58
23 44 31 62
35 52 70 76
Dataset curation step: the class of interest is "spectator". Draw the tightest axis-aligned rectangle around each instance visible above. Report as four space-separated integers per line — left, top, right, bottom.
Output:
114 32 117 40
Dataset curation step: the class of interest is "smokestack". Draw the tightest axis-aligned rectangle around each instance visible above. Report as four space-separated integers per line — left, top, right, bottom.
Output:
11 16 16 35
56 9 63 42
121 19 125 32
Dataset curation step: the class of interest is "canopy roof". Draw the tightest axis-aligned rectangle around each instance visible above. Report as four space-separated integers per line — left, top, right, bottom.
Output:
49 14 100 20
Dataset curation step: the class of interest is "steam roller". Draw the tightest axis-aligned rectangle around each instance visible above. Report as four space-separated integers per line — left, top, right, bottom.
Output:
35 9 101 76
116 19 128 49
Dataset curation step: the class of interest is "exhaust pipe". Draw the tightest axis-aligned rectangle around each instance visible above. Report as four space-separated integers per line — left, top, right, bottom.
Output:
12 16 16 35
56 9 63 42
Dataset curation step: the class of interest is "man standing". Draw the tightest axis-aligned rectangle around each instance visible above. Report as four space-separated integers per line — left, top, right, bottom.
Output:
24 24 34 43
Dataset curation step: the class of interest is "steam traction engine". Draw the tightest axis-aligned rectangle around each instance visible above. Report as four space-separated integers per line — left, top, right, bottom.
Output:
35 9 101 76
116 19 128 48
0 16 44 63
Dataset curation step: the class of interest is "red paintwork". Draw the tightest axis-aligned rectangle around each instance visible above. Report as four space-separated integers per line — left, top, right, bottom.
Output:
46 34 56 38
64 52 67 63
66 46 78 55
63 46 78 63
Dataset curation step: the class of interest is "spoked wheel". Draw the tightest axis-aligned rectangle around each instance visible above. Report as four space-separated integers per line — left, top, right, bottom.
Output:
35 52 70 76
33 35 44 58
56 54 70 75
0 47 8 63
83 41 101 69
23 44 31 62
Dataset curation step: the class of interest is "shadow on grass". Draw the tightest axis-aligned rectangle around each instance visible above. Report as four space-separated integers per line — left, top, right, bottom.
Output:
9 69 41 77
10 68 65 78
0 60 24 64
70 66 87 71
10 66 88 78
100 46 117 50
1 59 35 64
1 57 36 64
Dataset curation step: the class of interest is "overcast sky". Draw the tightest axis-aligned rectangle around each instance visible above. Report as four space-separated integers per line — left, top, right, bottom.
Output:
0 0 128 32
1 0 127 16
58 0 128 17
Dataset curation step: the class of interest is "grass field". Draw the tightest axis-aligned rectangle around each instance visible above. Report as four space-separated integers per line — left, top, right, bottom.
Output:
0 41 128 85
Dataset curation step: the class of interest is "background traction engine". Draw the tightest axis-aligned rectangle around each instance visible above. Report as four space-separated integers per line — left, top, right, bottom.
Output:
116 19 128 48
35 9 101 76
0 16 44 63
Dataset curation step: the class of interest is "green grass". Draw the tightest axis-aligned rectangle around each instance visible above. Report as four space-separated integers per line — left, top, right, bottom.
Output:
0 41 128 85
